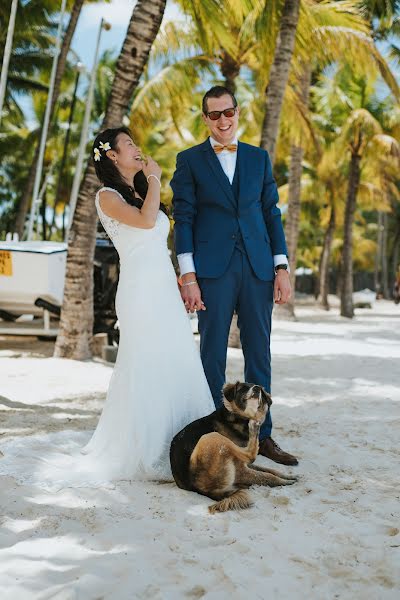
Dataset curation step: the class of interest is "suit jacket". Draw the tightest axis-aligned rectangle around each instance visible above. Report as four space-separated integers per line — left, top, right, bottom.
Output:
170 139 287 281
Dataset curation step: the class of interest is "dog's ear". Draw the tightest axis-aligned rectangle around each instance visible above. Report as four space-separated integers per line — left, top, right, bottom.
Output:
223 382 239 404
261 387 272 407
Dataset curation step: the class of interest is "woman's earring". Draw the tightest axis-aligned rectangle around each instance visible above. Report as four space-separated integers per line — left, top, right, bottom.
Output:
114 160 118 165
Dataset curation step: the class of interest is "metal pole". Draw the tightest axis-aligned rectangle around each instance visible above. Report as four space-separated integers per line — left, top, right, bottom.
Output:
0 0 19 125
66 18 110 241
27 0 67 240
51 62 85 237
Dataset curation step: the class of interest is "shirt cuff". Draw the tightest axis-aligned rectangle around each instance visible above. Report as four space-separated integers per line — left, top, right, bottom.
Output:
273 254 288 266
273 254 290 273
177 253 196 276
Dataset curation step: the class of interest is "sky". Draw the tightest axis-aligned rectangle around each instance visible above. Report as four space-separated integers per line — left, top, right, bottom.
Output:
71 0 183 70
15 0 399 123
18 0 184 123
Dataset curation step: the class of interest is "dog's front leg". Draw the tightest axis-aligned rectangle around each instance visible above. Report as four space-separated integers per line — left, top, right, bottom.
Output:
244 419 261 464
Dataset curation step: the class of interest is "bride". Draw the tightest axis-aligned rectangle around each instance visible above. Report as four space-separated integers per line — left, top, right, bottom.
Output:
0 127 214 489
82 126 215 481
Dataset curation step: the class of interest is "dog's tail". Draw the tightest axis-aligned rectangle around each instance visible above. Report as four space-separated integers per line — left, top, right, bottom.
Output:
208 490 252 514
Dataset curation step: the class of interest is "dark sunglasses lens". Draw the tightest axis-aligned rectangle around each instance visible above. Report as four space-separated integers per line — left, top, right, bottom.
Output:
208 108 236 120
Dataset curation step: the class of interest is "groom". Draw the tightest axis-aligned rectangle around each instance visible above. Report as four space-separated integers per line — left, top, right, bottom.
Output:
171 85 298 466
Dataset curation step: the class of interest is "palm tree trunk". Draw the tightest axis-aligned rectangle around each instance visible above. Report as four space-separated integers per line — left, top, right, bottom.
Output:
319 202 335 310
279 143 303 319
260 0 300 163
278 65 311 318
54 0 167 359
374 210 383 296
220 52 240 94
15 142 40 238
392 216 400 283
41 190 47 241
382 211 390 298
340 151 361 318
14 0 85 239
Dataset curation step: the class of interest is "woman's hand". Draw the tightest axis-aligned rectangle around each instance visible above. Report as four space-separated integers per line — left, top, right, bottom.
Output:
180 274 206 313
142 156 162 181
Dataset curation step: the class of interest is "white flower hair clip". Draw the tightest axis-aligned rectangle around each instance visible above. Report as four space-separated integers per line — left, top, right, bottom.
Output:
94 141 111 161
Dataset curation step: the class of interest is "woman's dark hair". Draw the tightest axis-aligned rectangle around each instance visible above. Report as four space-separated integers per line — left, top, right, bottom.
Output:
92 126 168 215
202 85 237 114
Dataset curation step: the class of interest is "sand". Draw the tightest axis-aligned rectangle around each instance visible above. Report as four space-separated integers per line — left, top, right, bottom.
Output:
0 297 399 599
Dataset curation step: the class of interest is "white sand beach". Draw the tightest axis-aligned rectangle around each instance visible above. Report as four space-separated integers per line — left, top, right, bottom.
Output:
0 298 399 599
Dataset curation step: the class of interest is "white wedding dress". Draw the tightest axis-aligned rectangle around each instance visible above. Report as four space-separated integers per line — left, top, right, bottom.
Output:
0 187 214 489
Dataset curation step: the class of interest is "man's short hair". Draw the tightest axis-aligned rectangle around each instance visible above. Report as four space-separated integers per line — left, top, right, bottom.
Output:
202 85 238 114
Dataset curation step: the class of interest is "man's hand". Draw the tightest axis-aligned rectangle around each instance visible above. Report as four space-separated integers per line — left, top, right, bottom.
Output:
180 273 206 313
274 270 291 304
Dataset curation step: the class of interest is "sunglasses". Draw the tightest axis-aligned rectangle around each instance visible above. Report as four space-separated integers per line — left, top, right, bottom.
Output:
206 107 237 121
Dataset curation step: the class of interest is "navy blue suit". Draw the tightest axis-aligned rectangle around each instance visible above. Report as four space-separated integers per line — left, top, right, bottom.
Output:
171 139 287 439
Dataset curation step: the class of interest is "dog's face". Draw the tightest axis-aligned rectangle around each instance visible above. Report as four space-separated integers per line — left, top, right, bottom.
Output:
222 382 272 423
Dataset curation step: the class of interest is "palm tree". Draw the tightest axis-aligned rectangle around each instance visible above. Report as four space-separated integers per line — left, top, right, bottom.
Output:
280 64 312 318
273 0 399 316
175 0 267 94
319 199 335 309
311 141 346 310
54 0 167 359
0 0 57 111
339 111 399 316
15 0 86 238
259 0 300 162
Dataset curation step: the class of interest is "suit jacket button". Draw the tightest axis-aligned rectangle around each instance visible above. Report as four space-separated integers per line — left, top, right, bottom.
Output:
231 234 236 239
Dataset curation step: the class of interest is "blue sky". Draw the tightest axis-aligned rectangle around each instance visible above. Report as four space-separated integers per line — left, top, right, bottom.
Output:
71 0 183 70
18 0 399 122
19 0 184 123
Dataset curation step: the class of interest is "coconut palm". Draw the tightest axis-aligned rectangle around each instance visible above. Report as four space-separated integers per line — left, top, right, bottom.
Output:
260 0 301 161
0 0 58 111
175 0 272 94
308 59 400 313
54 0 167 359
312 141 347 310
15 0 87 239
280 0 400 316
334 88 399 315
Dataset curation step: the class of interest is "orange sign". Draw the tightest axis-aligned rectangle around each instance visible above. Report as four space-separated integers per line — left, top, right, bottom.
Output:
0 250 13 276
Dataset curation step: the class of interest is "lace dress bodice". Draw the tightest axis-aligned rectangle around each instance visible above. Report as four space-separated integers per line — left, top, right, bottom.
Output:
95 187 170 254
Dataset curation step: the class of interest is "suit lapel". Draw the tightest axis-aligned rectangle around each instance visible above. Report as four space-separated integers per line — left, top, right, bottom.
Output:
201 140 236 208
237 141 248 206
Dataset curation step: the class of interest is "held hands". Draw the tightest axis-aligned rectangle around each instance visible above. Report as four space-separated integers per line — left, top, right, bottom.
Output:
141 156 162 181
180 274 206 313
274 269 291 304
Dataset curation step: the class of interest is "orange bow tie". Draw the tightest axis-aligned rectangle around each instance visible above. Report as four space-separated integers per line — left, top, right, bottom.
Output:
213 144 237 154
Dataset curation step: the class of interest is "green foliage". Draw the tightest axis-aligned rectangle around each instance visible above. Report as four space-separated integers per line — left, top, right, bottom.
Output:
0 0 399 280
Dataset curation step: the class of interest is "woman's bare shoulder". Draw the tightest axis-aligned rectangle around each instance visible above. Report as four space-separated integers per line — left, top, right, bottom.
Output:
98 188 123 204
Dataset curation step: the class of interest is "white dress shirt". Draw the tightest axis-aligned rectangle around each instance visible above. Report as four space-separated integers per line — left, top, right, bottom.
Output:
177 136 288 275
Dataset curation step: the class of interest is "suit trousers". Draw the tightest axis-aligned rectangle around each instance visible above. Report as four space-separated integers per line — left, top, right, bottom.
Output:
197 246 274 439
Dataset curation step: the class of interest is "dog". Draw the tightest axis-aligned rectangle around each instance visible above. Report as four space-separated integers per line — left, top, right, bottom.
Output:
170 382 298 513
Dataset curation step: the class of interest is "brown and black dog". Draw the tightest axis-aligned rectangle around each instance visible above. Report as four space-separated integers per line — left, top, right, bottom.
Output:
170 382 298 513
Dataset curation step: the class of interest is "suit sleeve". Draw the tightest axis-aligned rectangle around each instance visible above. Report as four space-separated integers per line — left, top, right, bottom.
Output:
171 152 197 255
261 151 288 257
